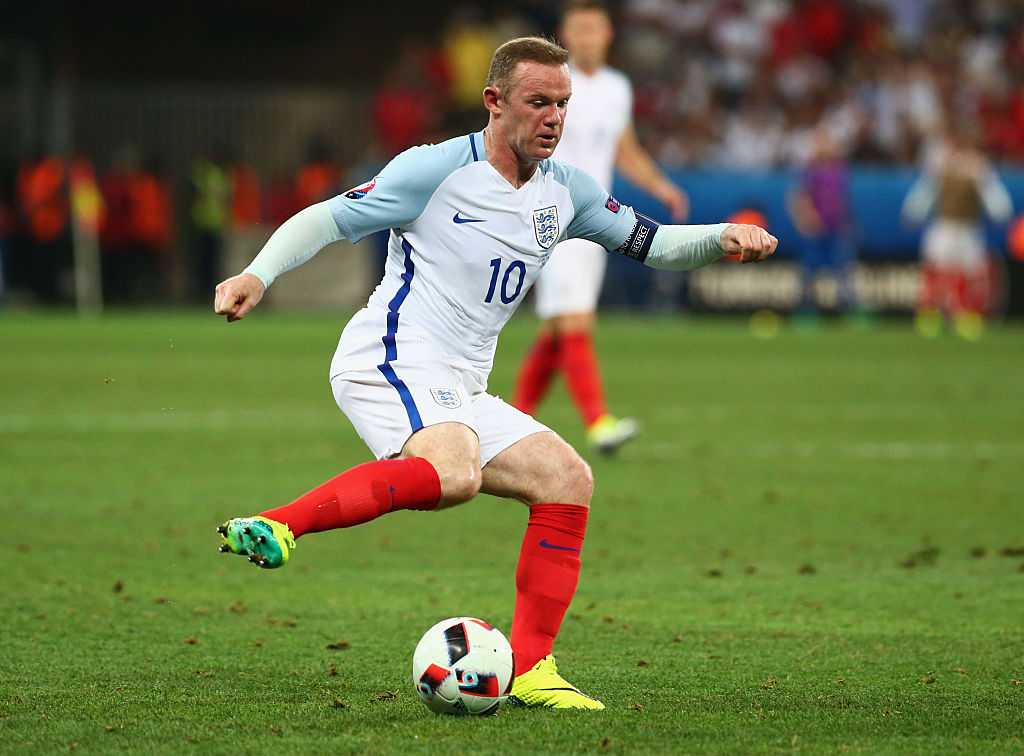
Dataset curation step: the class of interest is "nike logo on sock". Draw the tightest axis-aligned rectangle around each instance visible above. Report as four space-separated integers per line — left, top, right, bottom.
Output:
453 212 485 224
539 539 580 552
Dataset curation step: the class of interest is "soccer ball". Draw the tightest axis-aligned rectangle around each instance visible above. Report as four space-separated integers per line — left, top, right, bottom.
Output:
412 617 515 716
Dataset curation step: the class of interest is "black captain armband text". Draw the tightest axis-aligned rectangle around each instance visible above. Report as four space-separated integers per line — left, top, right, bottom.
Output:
616 212 660 263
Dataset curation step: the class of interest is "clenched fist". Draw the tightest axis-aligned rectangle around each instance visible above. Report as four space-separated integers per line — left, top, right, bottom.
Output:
214 273 266 322
721 224 778 264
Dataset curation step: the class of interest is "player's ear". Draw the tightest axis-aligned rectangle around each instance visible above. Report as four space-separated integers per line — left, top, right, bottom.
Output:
483 86 502 115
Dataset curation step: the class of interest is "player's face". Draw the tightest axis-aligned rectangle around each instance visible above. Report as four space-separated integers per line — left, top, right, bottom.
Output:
560 9 613 69
502 61 572 163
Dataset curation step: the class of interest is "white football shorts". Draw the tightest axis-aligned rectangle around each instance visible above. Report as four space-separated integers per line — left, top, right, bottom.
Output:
922 219 987 273
533 237 608 319
329 312 550 465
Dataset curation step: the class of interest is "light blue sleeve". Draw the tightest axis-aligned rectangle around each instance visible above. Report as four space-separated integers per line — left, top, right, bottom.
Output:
328 138 473 242
553 162 638 251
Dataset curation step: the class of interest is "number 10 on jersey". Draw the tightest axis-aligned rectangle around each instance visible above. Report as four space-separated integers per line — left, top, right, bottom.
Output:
484 258 526 304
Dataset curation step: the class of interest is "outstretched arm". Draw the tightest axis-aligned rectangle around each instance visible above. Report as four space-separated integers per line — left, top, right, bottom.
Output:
559 167 774 270
613 210 776 271
213 201 342 322
641 222 776 270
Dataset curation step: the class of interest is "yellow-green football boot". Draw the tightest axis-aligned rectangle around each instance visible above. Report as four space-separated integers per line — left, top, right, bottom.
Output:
217 516 295 569
586 414 641 456
508 655 605 709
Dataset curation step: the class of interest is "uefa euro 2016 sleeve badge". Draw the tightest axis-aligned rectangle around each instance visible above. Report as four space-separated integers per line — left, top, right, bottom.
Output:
533 206 559 250
430 388 462 409
344 178 377 200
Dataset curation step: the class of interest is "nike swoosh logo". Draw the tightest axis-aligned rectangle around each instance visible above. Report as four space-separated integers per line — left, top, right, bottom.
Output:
453 212 485 224
535 686 599 701
539 539 580 552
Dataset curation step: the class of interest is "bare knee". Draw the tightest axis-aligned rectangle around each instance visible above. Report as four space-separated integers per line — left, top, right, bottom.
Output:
401 422 482 508
528 450 592 507
437 464 482 507
559 453 594 507
481 432 595 507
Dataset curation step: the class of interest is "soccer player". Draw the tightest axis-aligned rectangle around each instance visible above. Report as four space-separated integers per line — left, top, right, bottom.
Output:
512 0 689 454
786 124 859 322
901 120 1013 340
214 36 775 710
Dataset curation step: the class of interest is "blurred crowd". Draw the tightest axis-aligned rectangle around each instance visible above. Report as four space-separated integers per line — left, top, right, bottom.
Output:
0 140 346 306
367 0 1024 168
621 0 1024 168
1 0 1022 306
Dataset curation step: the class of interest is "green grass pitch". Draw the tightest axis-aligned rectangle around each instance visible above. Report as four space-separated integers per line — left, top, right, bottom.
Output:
1 310 1022 754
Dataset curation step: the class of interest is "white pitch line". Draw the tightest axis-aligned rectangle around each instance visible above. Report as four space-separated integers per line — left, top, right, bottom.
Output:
652 401 1024 423
640 440 1024 461
0 408 340 434
3 399 1018 434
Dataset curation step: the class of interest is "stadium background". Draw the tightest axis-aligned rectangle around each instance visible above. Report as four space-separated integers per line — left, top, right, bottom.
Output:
3 0 1023 316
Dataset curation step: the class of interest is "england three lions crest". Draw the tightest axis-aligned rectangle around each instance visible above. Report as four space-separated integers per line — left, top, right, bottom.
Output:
533 206 559 250
430 387 462 409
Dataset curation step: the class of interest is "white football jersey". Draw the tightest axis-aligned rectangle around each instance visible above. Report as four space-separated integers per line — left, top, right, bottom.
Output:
326 130 651 392
554 63 633 191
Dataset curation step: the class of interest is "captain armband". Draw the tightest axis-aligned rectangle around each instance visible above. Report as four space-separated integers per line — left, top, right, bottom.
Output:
615 212 661 263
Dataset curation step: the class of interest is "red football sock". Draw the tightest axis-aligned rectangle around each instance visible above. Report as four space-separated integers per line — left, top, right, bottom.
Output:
510 503 589 672
259 457 441 538
559 331 607 428
512 332 561 415
953 270 981 316
918 264 944 311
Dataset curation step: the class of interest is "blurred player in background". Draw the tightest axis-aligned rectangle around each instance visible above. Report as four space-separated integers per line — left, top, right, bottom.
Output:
511 0 688 454
786 123 860 325
901 120 1013 340
213 36 775 710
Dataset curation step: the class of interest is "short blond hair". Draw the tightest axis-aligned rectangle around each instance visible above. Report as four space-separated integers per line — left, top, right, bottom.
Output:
486 36 570 97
